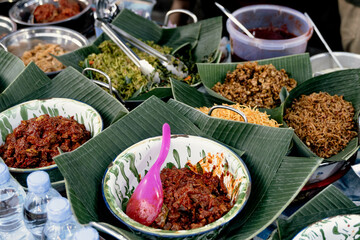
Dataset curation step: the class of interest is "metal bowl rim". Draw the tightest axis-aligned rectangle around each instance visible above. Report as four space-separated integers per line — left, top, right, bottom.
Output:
0 26 89 75
9 0 93 26
0 15 17 32
1 25 89 45
310 51 360 62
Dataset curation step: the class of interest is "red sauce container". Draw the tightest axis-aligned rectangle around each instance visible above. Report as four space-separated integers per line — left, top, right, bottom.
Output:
226 4 313 61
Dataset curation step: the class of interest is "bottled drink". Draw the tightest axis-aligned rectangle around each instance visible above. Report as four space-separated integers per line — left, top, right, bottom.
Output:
23 171 61 239
0 163 32 240
73 227 99 240
42 197 82 240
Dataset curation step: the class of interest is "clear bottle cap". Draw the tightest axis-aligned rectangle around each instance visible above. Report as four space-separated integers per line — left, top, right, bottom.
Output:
0 163 10 185
74 227 99 240
27 171 51 194
47 197 72 223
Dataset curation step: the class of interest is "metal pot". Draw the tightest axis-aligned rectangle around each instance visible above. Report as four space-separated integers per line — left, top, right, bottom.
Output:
310 51 360 76
1 26 89 77
0 15 16 42
9 0 94 36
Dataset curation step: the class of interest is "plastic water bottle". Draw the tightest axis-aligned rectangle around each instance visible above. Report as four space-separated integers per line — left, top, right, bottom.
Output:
0 163 32 240
73 227 99 240
42 197 82 239
23 171 61 239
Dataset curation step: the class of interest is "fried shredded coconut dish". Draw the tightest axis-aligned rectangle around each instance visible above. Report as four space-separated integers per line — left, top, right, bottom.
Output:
150 166 232 230
284 92 358 158
212 62 297 109
0 114 91 168
197 103 281 127
21 43 67 73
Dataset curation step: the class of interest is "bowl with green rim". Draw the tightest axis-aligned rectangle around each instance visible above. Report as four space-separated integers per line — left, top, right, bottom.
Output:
102 134 251 239
0 98 103 190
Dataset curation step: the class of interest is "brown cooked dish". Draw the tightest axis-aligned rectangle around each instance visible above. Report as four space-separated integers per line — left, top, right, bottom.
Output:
0 114 91 168
21 43 67 73
212 62 297 109
150 166 232 230
284 92 358 158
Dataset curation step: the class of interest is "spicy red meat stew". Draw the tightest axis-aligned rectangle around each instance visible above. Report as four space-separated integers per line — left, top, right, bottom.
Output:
0 114 91 168
150 166 233 230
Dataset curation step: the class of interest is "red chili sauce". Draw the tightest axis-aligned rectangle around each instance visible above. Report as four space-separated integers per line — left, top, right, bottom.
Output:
150 166 233 230
33 0 81 23
248 26 297 40
0 114 91 168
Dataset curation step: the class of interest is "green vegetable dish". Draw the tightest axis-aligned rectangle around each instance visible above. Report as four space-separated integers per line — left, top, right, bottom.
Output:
80 40 198 101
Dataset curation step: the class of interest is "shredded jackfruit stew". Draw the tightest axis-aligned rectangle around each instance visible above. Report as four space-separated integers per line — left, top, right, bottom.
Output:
80 40 199 100
284 92 358 158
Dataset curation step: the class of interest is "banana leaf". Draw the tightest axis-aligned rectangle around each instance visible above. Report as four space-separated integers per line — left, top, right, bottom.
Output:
198 53 312 99
0 62 128 127
167 98 322 239
56 9 223 104
281 69 360 161
269 184 360 240
54 96 322 239
0 49 25 92
170 78 284 123
196 53 312 121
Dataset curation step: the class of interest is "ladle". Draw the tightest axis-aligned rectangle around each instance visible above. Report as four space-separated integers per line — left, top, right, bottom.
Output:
305 12 344 70
215 2 254 39
126 123 171 226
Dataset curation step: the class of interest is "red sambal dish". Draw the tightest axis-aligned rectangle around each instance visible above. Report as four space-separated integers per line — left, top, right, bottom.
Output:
0 114 91 168
33 0 81 23
150 166 233 230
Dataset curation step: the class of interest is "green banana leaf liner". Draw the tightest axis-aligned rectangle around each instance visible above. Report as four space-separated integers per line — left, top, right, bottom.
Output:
197 53 313 123
54 94 323 239
269 184 360 240
280 69 360 162
0 49 25 92
56 8 223 108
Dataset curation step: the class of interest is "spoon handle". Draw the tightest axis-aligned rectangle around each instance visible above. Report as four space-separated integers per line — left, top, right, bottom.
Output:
215 2 254 39
305 12 344 69
154 123 171 169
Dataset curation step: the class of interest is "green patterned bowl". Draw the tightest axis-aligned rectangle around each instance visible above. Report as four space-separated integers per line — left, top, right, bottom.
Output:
102 135 251 240
293 214 360 240
0 98 103 189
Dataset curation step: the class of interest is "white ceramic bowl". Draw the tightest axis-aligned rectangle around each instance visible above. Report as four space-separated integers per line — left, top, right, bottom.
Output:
103 134 251 239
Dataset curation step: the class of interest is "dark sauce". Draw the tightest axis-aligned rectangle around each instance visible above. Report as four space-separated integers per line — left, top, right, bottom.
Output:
248 26 297 40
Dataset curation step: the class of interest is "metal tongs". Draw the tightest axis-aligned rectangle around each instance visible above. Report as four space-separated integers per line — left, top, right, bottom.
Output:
96 18 160 84
97 18 188 79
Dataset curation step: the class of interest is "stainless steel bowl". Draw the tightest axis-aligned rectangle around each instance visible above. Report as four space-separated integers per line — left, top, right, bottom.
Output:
310 52 360 76
9 0 94 36
1 26 89 77
0 42 6 51
0 15 16 40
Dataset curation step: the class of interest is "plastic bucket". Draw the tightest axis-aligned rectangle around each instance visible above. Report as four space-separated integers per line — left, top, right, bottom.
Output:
226 4 313 61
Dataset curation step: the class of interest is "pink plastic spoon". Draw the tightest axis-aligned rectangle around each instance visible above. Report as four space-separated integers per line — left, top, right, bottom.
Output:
126 123 171 226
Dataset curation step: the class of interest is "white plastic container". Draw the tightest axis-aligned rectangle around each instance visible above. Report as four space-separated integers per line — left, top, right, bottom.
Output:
226 4 313 61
